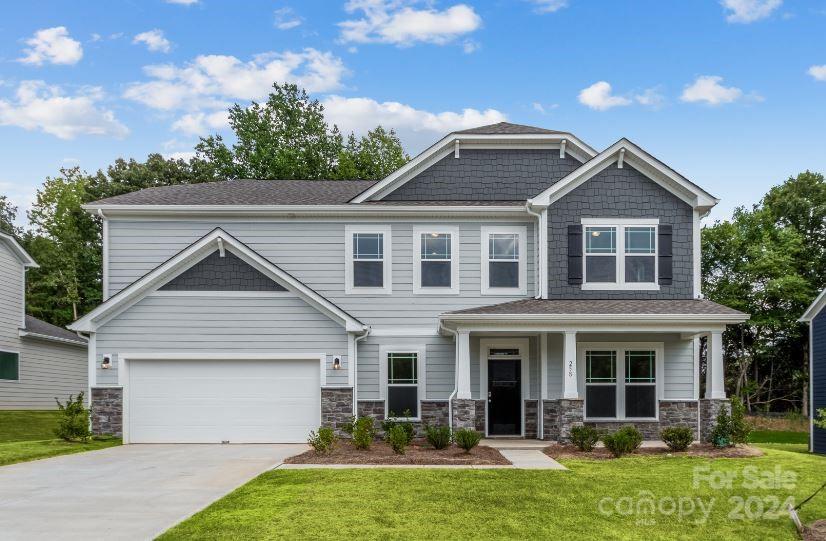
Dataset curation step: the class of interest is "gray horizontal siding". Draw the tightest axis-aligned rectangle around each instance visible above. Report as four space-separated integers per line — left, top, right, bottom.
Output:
0 338 87 410
0 243 24 344
107 219 535 329
94 294 349 387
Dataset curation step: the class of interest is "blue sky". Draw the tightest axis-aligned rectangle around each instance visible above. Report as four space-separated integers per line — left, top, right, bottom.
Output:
1 0 823 225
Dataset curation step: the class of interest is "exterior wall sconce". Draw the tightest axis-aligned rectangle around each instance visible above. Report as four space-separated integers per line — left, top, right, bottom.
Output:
332 356 342 370
101 355 112 369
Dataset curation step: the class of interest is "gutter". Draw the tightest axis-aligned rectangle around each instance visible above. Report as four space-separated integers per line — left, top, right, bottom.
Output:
18 330 87 347
352 327 370 416
524 200 545 299
439 323 459 433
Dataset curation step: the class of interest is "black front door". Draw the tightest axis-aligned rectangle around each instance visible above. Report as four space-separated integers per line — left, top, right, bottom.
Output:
488 359 521 435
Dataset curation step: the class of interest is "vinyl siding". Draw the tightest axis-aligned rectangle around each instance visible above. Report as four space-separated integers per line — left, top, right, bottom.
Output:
107 219 535 329
813 309 826 454
94 294 349 386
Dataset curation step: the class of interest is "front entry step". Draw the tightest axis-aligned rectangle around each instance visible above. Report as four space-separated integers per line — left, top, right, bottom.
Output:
480 438 548 450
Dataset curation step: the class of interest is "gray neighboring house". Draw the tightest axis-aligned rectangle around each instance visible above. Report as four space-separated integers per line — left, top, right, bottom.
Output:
0 232 87 409
801 289 826 454
69 122 748 443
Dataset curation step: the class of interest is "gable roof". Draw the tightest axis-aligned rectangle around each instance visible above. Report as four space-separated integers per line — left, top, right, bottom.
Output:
0 231 38 268
800 289 826 323
20 315 86 346
349 124 598 203
68 228 366 333
87 179 378 207
529 138 719 213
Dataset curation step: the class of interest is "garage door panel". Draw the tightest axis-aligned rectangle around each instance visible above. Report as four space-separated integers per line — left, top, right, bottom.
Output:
128 358 321 443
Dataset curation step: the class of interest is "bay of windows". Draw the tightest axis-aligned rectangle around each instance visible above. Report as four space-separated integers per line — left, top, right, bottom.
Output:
584 346 659 420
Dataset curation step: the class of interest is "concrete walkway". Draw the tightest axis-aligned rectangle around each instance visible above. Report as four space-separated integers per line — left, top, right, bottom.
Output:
481 439 568 470
0 443 306 541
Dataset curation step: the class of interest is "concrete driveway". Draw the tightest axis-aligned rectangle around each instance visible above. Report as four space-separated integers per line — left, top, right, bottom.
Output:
0 443 306 541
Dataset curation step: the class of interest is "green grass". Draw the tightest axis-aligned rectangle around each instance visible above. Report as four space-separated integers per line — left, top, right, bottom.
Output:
160 446 826 540
749 430 809 445
0 410 120 466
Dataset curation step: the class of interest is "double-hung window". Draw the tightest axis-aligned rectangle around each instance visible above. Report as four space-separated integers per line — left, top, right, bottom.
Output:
481 226 527 295
0 351 19 381
582 219 658 290
381 346 425 419
345 225 392 294
414 227 459 294
580 343 662 420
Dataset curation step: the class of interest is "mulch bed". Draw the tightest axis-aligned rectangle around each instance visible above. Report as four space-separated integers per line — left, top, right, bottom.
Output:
285 440 511 465
543 443 764 460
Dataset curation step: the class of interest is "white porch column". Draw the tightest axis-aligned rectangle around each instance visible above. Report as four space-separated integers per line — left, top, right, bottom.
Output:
86 332 96 407
562 331 578 399
706 331 726 399
456 330 472 399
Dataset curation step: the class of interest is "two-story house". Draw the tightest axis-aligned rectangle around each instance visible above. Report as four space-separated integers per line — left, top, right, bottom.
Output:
69 122 747 444
0 232 88 409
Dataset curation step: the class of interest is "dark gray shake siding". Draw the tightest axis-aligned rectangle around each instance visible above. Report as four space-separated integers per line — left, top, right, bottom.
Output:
383 149 583 201
814 308 826 454
547 163 694 299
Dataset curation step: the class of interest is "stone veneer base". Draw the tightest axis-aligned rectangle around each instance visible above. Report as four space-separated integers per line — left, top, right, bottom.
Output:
90 386 123 437
700 398 731 442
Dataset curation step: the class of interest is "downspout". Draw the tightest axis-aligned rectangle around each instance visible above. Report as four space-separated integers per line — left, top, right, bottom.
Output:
439 322 458 432
525 200 543 299
352 327 370 416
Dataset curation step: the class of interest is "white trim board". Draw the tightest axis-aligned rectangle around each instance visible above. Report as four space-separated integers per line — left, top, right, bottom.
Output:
0 231 38 268
69 227 366 333
800 288 826 322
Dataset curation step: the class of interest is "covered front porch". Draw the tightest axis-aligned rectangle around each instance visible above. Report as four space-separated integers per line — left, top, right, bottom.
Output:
439 299 749 442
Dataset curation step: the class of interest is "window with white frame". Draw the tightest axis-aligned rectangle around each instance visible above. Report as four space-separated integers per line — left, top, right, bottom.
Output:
481 226 527 295
382 347 425 419
581 344 661 420
345 226 391 294
582 220 658 290
414 227 459 294
0 351 19 381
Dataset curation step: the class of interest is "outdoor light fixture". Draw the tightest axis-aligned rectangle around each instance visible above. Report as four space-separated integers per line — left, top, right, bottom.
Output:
101 355 112 369
332 356 342 370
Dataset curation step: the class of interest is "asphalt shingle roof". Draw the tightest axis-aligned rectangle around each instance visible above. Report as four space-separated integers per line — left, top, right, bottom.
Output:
90 179 378 206
22 315 87 344
444 299 748 317
454 122 567 135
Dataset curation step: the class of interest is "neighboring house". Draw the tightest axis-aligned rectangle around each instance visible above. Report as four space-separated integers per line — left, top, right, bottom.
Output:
69 122 748 444
801 289 826 454
0 232 88 409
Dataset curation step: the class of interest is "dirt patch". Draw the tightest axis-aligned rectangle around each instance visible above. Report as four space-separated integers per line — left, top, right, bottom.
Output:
804 519 826 541
543 443 764 460
285 440 510 465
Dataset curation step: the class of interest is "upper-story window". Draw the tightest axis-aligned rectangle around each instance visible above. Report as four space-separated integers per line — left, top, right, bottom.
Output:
582 219 659 291
345 225 392 294
413 227 459 295
481 226 527 295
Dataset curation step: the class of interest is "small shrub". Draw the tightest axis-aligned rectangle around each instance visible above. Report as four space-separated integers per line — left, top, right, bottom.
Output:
54 393 91 442
454 428 482 453
816 408 826 430
382 410 414 444
425 425 452 450
570 425 600 452
307 427 337 453
729 397 752 445
661 426 693 452
340 416 356 437
710 407 732 448
602 426 643 458
352 417 376 450
386 425 409 454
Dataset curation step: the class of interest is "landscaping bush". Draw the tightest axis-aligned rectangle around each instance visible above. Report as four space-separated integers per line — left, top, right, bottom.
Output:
340 416 356 437
54 393 91 442
729 397 752 445
454 428 482 453
570 425 600 452
386 425 409 454
425 425 452 450
710 407 732 448
307 427 337 453
381 410 414 444
660 426 693 451
352 417 376 450
601 426 643 458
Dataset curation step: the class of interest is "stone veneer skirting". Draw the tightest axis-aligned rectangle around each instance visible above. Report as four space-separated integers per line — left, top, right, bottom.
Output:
355 399 451 437
700 399 731 442
450 399 486 432
321 388 354 436
90 386 123 437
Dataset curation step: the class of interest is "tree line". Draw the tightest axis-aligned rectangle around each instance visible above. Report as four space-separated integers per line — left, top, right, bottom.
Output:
1 82 823 413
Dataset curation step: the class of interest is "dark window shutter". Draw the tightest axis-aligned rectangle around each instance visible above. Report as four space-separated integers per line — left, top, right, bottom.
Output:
658 224 672 285
567 225 583 284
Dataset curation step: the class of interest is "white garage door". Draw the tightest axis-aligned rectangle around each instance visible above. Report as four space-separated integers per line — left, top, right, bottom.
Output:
128 358 321 443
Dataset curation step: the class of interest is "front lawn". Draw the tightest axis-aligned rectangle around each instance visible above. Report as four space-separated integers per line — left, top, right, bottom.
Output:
749 430 809 445
0 410 120 466
160 446 826 540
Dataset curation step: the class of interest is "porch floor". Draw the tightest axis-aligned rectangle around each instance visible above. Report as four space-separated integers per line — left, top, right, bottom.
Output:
480 438 549 450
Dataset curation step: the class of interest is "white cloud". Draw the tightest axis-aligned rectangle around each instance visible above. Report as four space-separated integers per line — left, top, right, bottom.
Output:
0 80 128 139
123 48 347 111
721 0 782 23
635 86 665 108
133 29 172 53
532 102 559 114
165 0 199 4
164 151 197 161
529 0 568 13
19 26 83 66
274 7 303 30
339 0 482 47
680 75 744 105
578 81 632 111
171 110 230 135
808 65 826 81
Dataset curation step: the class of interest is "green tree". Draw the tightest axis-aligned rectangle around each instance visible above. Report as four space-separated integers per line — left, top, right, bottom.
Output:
0 195 21 236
